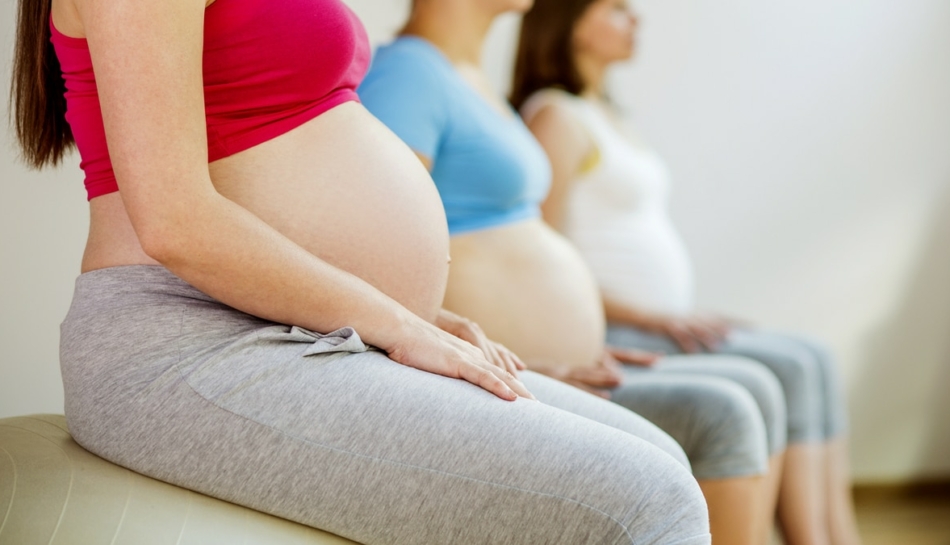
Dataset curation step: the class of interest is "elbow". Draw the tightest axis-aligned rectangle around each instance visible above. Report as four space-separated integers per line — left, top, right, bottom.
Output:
137 226 180 264
129 194 213 265
134 214 193 265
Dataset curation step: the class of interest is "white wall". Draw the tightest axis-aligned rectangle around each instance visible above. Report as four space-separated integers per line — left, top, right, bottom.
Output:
2 0 948 483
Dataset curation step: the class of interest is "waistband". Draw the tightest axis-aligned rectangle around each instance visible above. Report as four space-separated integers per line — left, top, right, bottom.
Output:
73 265 218 305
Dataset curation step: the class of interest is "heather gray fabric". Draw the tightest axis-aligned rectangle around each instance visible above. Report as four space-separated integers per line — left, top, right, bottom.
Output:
619 354 788 458
607 325 847 443
611 355 786 480
60 266 710 545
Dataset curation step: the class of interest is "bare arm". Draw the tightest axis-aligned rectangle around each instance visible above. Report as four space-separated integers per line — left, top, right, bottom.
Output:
523 102 595 230
605 295 735 353
409 151 526 375
79 0 530 400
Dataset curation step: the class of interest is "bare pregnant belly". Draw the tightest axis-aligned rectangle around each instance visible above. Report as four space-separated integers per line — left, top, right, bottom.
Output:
83 102 451 323
443 219 605 369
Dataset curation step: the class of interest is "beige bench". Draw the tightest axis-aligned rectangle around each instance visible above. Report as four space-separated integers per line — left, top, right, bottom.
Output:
0 415 358 545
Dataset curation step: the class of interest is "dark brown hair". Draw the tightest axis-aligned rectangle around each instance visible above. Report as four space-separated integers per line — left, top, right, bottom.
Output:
10 0 73 169
510 0 599 111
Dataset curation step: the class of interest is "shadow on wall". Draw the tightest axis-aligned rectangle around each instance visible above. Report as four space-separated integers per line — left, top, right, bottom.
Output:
850 182 950 482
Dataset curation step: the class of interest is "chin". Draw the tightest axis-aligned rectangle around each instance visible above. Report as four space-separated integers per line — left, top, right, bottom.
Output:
619 40 636 60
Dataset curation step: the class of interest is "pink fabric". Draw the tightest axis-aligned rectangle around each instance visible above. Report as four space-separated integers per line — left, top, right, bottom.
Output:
50 0 371 200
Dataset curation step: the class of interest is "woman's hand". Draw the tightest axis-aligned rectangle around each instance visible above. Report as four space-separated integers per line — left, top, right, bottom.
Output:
387 315 535 402
435 309 526 376
640 313 736 353
531 351 626 399
605 345 660 367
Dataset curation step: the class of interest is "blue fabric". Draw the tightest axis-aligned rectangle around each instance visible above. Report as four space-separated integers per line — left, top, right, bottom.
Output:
359 37 552 235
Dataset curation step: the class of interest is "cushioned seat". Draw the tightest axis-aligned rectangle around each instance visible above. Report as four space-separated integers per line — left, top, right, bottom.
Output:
0 415 358 544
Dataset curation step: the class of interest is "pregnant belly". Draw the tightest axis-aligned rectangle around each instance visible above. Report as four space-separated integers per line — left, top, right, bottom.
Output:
570 218 695 316
208 103 451 322
443 220 606 369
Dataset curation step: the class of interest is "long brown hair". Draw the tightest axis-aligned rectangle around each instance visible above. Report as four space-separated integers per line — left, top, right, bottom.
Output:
10 0 73 169
510 0 598 111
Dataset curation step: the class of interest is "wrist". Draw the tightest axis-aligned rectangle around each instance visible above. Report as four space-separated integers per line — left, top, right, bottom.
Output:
368 305 425 354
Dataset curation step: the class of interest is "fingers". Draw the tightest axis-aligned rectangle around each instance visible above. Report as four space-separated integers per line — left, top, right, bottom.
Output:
566 380 611 399
495 366 535 400
481 335 521 376
459 364 518 401
494 342 527 373
687 316 731 351
606 346 660 367
394 317 535 402
666 323 701 353
437 313 524 376
567 365 622 389
708 317 733 337
690 323 723 352
482 339 505 370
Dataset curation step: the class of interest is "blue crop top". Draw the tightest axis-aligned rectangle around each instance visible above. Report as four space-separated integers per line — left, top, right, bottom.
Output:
358 37 552 235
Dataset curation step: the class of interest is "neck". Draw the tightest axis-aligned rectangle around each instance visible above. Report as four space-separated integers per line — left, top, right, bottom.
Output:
575 53 610 100
402 2 497 66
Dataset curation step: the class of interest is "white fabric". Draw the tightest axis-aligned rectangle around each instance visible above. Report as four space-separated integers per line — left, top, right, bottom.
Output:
522 90 695 315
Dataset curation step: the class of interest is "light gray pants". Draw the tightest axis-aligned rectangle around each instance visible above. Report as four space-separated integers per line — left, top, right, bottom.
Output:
60 266 710 545
607 325 848 444
611 354 787 480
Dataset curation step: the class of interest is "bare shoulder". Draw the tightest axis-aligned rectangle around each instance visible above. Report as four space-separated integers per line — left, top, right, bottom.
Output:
525 99 593 159
50 0 84 37
66 0 212 35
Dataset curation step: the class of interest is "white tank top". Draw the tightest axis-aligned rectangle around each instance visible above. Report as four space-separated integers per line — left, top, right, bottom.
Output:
522 90 695 315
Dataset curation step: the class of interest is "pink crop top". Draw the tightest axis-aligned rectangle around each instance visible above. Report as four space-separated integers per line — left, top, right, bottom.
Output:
50 0 370 200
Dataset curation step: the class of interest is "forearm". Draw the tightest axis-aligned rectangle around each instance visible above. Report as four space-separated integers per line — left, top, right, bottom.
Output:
143 191 418 352
602 296 656 329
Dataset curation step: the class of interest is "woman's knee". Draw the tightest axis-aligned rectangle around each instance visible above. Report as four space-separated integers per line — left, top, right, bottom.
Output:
600 439 711 544
768 332 849 439
613 374 768 479
725 337 824 443
686 380 770 479
522 370 692 469
705 355 788 454
651 355 788 454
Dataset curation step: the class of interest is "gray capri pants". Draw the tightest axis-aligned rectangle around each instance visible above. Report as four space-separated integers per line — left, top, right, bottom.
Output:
610 354 787 480
607 324 848 444
60 266 710 545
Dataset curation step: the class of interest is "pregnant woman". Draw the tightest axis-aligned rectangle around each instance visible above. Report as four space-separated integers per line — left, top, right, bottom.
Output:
9 0 710 543
512 1 862 544
358 1 790 543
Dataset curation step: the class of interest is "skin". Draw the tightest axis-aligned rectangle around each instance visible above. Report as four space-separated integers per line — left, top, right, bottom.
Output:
404 0 625 384
526 1 862 544
528 1 777 544
50 0 534 402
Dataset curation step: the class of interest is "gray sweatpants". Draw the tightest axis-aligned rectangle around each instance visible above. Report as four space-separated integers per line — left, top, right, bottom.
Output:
611 354 787 480
607 325 848 444
60 266 710 545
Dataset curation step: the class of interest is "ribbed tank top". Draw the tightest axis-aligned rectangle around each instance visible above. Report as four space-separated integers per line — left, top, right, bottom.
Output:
50 0 370 200
522 89 695 315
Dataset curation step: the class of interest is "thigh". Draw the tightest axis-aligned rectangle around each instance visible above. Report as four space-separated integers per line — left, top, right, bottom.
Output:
740 331 848 438
651 354 788 454
718 329 825 443
606 323 828 444
196 355 710 544
520 371 690 468
613 370 769 480
605 323 787 454
606 324 683 354
62 269 709 545
72 333 709 545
